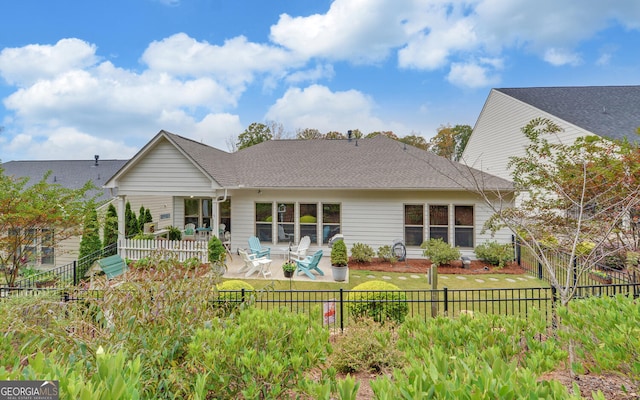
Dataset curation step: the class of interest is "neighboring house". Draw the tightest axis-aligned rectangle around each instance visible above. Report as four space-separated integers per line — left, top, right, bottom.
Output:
1 157 128 267
462 86 640 181
104 131 514 259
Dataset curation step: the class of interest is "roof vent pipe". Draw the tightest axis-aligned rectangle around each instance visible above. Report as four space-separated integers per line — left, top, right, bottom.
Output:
347 130 352 142
94 155 99 166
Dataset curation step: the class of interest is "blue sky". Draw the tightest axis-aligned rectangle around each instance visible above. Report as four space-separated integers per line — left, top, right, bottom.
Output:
1 0 639 161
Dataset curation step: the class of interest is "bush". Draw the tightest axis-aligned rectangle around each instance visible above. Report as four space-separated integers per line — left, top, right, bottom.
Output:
347 280 408 324
208 235 227 270
351 242 375 262
377 245 397 264
474 241 514 267
421 238 461 267
187 307 330 399
214 280 255 313
167 225 182 240
331 239 348 267
300 215 317 223
329 317 403 374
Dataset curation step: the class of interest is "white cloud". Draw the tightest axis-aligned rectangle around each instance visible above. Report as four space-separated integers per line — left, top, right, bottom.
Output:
0 38 99 86
447 61 501 88
3 127 138 160
543 48 582 66
265 84 389 133
285 64 335 85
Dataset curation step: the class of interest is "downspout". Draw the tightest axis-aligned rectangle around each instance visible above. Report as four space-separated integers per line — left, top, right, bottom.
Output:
212 188 228 238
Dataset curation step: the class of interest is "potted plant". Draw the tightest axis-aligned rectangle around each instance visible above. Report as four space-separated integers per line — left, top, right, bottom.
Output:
208 236 227 275
330 239 348 282
282 261 297 278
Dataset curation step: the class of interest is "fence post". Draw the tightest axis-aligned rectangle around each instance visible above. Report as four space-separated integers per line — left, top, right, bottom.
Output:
73 260 77 286
572 258 577 287
339 288 344 332
515 237 521 265
538 261 543 280
443 287 448 316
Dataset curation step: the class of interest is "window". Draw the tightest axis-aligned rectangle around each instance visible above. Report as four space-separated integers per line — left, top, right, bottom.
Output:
17 228 54 266
322 203 341 244
255 202 273 242
184 198 213 228
219 199 231 233
454 205 474 248
277 203 294 243
41 229 54 264
404 204 424 246
429 205 449 243
299 203 318 243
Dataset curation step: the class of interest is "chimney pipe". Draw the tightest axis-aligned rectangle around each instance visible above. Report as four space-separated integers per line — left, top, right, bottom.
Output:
347 130 352 142
94 155 99 166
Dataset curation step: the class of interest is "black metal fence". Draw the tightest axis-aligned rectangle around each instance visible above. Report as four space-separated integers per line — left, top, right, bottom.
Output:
5 283 638 331
10 243 117 289
515 238 636 286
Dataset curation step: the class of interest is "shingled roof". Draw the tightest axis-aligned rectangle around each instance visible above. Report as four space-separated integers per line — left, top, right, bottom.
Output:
159 131 512 191
1 158 128 203
496 86 640 142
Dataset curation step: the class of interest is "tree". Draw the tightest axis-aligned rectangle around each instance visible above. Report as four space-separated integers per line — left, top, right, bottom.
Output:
237 122 272 150
0 169 96 286
125 201 138 237
365 131 397 139
430 124 472 160
103 203 119 250
469 118 640 373
138 205 147 233
296 128 323 140
325 131 345 139
78 208 102 277
399 134 430 151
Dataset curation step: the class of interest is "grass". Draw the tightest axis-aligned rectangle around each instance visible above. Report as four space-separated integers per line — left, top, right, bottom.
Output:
223 269 549 291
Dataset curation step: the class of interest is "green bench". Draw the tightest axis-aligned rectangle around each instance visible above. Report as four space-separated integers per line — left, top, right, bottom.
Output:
94 254 128 279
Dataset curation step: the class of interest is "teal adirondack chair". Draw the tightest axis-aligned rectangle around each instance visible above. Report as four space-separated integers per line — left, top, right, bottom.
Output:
248 236 271 258
294 250 324 280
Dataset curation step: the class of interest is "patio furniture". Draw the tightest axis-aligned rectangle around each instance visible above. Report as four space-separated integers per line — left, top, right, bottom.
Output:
294 249 324 280
183 223 196 241
222 231 232 260
248 236 270 258
278 225 294 242
238 249 272 278
290 236 311 261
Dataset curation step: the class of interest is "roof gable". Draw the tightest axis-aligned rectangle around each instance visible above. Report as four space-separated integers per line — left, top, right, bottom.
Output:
496 86 640 142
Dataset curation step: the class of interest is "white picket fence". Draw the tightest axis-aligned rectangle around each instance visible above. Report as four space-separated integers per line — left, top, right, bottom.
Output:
119 239 208 263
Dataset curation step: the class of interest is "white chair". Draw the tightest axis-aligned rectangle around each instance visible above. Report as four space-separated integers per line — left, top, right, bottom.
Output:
289 236 311 261
238 249 272 278
278 225 294 242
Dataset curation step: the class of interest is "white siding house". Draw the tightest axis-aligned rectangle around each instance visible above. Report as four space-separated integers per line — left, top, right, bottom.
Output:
463 86 640 181
105 131 515 259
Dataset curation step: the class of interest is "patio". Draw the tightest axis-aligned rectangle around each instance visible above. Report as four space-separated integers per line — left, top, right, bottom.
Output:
221 253 345 283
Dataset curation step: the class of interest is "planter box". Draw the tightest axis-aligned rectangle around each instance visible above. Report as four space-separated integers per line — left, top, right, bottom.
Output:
589 272 612 284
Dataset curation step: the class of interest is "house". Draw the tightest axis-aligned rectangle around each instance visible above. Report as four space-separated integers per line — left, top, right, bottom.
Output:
462 85 640 181
1 157 128 267
104 131 514 259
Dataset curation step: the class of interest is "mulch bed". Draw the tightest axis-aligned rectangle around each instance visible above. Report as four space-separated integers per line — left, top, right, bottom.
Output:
348 258 527 275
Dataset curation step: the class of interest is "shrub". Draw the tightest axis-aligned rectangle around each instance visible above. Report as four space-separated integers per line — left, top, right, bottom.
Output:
377 245 397 264
215 280 255 313
351 242 375 262
347 280 408 324
167 225 182 240
330 239 348 267
474 241 514 267
183 256 202 271
329 317 403 374
186 307 330 399
131 233 155 240
207 235 227 271
421 238 461 267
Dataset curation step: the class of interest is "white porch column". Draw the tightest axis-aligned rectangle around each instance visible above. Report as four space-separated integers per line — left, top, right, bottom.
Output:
117 195 126 243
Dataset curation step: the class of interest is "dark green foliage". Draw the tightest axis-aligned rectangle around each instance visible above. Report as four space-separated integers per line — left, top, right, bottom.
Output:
208 235 226 267
124 201 138 237
330 239 348 267
236 122 273 150
475 241 514 267
78 208 102 277
167 225 182 240
421 238 461 267
329 317 403 374
377 245 397 264
351 242 375 262
138 205 146 233
347 280 408 324
103 203 118 250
